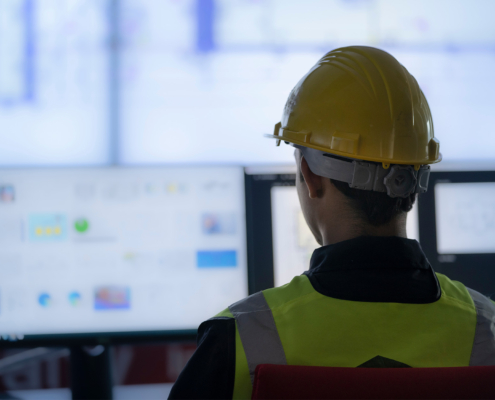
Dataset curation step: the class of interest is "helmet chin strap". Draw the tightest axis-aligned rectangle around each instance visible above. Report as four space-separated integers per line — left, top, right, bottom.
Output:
294 145 430 199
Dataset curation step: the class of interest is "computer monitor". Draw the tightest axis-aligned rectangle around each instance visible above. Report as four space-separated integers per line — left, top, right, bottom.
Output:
0 166 247 340
419 170 495 297
245 167 420 289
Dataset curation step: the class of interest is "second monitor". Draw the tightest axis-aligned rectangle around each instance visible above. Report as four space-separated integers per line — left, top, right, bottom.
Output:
419 170 495 297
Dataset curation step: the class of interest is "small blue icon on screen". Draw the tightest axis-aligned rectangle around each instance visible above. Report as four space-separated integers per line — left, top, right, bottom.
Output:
197 250 237 268
38 293 52 307
68 291 82 307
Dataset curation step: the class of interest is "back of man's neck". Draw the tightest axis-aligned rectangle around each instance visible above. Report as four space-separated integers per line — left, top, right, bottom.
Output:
320 218 407 246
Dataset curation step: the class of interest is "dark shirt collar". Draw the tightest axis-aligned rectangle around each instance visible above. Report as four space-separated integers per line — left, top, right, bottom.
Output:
310 236 430 271
305 236 441 304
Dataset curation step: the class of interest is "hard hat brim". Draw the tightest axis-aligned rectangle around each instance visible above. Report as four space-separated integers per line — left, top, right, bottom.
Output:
264 133 442 166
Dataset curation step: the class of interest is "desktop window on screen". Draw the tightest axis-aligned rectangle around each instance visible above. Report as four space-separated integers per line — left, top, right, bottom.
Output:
0 166 247 337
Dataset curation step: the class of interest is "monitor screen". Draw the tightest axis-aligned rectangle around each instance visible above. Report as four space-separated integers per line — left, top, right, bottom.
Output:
271 185 319 288
0 166 247 337
245 169 419 289
435 182 495 255
0 0 111 166
3 1 494 166
419 171 495 297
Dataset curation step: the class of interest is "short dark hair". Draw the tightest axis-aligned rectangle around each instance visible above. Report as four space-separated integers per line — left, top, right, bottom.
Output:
330 179 416 226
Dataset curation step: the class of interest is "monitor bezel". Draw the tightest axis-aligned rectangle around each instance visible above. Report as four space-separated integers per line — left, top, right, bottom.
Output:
0 329 197 348
244 170 297 294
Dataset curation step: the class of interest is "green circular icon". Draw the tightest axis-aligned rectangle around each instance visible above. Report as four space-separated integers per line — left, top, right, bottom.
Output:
74 218 89 233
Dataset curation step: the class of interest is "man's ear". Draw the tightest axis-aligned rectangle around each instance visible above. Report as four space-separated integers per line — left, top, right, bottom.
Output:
300 156 323 199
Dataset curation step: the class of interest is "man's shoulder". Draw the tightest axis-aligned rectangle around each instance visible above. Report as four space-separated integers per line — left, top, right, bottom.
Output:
436 272 495 308
210 274 314 321
214 308 234 319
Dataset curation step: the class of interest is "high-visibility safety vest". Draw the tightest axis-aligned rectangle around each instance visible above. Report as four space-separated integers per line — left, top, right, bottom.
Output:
216 273 495 399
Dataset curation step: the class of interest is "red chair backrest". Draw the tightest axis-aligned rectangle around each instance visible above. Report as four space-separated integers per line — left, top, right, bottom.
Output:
251 364 495 399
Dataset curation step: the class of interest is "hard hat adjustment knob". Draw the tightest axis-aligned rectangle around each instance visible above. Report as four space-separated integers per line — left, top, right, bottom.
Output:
383 165 418 198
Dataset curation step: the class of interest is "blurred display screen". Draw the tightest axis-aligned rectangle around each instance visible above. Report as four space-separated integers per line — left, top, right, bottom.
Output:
0 166 247 336
271 186 319 287
120 0 495 165
1 0 494 166
271 185 419 287
435 182 495 254
0 0 110 165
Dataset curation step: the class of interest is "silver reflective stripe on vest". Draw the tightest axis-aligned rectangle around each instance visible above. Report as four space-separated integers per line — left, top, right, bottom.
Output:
229 292 287 383
467 288 495 365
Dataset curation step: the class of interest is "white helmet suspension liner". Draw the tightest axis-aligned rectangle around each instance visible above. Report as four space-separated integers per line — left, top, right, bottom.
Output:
296 145 430 199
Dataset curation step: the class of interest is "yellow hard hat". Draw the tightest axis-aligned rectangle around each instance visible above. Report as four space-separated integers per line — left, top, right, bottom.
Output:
266 46 441 198
266 46 441 168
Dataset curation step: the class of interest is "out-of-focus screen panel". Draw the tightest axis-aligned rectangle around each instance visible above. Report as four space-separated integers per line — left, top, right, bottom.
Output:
435 182 495 254
120 0 495 165
271 184 420 287
3 0 494 167
0 167 247 336
0 0 110 166
418 171 495 297
271 186 318 287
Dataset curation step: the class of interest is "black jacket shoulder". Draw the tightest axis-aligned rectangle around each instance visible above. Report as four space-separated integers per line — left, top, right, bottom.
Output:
168 317 236 400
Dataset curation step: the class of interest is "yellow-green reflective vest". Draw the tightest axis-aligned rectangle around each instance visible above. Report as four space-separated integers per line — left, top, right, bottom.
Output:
216 273 495 399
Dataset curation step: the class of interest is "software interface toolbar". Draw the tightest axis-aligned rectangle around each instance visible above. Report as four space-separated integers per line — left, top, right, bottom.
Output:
0 167 247 335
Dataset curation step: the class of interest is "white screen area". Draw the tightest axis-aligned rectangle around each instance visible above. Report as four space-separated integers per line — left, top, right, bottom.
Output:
0 0 110 166
120 0 495 165
271 186 419 287
0 167 247 335
271 186 319 287
435 182 495 254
